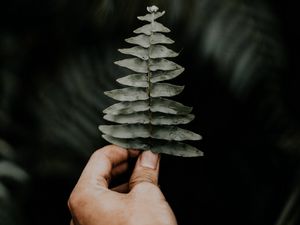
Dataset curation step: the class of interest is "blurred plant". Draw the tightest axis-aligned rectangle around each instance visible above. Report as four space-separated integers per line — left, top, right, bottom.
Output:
0 139 28 225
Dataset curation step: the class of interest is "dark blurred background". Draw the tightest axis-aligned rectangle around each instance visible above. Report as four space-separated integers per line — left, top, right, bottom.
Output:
1 0 300 225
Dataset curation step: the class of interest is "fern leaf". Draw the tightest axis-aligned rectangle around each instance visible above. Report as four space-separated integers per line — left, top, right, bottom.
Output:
116 74 148 87
149 58 182 71
133 22 170 35
103 100 150 115
114 58 148 73
151 68 185 82
137 11 165 22
100 5 203 157
150 98 193 115
150 33 175 45
104 87 148 101
104 112 195 125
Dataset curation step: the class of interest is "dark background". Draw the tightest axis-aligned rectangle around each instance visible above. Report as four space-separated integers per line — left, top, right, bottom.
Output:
1 0 300 225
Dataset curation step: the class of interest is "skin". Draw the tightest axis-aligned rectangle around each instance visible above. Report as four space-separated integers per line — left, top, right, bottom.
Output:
68 145 177 225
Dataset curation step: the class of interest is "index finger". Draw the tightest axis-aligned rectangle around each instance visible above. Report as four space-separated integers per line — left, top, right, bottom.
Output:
77 145 139 189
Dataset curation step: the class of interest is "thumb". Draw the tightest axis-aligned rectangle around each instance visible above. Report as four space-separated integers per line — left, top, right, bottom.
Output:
129 150 160 190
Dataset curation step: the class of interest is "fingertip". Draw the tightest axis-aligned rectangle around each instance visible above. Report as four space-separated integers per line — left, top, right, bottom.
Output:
127 149 141 158
128 151 161 191
100 145 129 165
140 150 160 170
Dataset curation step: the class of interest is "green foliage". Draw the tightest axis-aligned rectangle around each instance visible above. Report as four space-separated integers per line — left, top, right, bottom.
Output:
99 6 203 157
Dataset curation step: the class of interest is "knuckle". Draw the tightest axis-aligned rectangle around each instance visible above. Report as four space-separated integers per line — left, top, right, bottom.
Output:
68 192 88 213
129 169 158 189
90 148 104 160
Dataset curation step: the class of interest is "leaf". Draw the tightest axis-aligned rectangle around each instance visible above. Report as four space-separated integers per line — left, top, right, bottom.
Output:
125 33 174 48
104 112 150 124
114 58 148 73
104 87 148 101
104 112 194 125
103 100 149 115
137 11 165 22
151 68 185 83
150 33 174 45
151 125 202 141
102 135 203 157
0 161 29 182
102 134 151 150
149 59 182 71
150 113 195 125
149 45 179 58
125 34 150 48
134 21 170 35
100 6 203 157
99 124 201 141
150 98 193 115
151 141 203 157
118 46 148 60
99 124 149 138
150 83 184 97
116 74 148 87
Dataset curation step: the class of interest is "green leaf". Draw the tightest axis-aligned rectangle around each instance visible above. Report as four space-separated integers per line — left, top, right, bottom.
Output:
0 161 29 182
151 68 185 83
149 59 181 71
104 87 148 101
137 11 165 22
150 113 195 125
151 141 203 157
151 125 202 141
150 83 184 97
104 112 150 124
104 112 194 125
99 124 149 138
125 34 150 48
100 6 203 157
99 124 201 141
115 69 185 87
114 58 148 73
118 47 148 60
134 21 170 35
102 135 203 157
149 45 179 58
102 135 150 150
125 33 174 48
116 74 148 87
103 100 149 115
150 98 193 115
150 33 174 45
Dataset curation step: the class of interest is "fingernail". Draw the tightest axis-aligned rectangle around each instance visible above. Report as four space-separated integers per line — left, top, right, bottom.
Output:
140 150 159 169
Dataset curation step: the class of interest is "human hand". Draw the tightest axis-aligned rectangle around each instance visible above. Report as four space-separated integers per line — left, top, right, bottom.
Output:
68 145 177 225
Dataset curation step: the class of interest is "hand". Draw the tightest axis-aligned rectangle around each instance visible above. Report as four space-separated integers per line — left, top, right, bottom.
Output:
68 145 177 225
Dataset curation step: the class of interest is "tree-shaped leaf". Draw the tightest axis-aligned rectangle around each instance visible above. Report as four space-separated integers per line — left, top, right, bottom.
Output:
100 5 203 157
